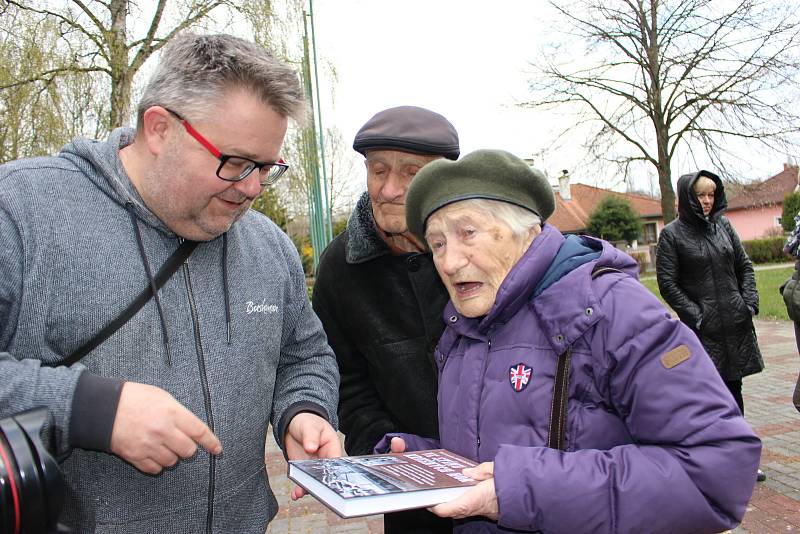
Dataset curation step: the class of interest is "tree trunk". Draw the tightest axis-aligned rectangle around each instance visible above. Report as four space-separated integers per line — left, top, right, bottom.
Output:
645 1 676 224
108 0 130 129
654 115 675 223
658 161 675 223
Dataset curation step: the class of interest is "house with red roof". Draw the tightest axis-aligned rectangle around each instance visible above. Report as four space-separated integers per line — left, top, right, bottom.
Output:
548 171 665 264
724 163 800 240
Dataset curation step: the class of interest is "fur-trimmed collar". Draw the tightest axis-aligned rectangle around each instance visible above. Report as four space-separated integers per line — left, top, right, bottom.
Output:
346 192 391 264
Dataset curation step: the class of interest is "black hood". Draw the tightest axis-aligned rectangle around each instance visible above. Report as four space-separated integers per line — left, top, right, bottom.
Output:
676 170 727 227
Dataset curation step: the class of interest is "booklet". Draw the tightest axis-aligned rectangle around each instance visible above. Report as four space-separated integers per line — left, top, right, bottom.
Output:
287 449 478 518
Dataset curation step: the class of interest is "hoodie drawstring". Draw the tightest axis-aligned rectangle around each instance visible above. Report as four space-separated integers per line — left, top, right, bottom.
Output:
222 232 232 345
126 201 173 366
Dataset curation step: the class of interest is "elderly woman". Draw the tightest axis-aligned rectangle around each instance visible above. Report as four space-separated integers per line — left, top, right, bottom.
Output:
377 150 761 533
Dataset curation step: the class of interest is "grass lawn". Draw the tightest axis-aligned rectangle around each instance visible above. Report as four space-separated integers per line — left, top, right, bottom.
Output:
640 266 794 321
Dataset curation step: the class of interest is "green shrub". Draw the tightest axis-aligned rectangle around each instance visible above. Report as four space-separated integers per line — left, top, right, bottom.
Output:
586 196 642 243
742 236 791 263
332 217 348 238
250 185 290 232
781 192 800 231
291 234 314 276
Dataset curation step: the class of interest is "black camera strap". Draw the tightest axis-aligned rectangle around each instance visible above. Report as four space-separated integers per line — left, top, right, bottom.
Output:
60 240 199 367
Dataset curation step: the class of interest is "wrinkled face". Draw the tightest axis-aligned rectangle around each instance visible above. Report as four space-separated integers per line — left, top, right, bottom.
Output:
425 202 538 318
693 177 717 216
143 89 288 241
366 150 440 234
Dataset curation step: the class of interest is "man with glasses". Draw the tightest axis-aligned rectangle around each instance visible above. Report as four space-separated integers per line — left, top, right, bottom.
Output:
0 33 339 533
313 106 459 534
164 107 289 186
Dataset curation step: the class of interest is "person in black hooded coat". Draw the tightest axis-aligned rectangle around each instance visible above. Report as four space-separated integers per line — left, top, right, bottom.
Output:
656 170 764 414
781 212 800 414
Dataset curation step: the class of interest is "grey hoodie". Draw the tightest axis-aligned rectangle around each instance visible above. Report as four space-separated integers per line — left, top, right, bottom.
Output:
0 128 339 533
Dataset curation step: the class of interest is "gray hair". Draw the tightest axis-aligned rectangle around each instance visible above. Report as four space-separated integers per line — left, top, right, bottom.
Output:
455 198 541 239
136 33 306 129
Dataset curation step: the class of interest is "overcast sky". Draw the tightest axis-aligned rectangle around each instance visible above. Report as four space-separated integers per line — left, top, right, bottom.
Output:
303 0 793 202
313 1 552 152
310 0 572 199
133 0 795 198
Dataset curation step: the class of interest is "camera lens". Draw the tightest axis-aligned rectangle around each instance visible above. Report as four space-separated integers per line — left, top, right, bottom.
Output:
0 408 65 534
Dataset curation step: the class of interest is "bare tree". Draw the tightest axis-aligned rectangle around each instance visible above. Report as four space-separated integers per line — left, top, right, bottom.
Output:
523 0 800 222
239 0 356 234
281 125 358 219
2 0 228 131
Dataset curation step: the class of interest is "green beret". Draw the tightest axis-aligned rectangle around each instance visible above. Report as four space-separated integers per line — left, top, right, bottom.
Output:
405 148 555 242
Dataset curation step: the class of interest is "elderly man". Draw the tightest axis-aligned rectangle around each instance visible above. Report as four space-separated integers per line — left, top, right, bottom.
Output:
0 34 339 533
313 106 458 533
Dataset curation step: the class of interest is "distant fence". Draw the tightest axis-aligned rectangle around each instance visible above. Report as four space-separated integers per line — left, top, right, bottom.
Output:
639 236 790 272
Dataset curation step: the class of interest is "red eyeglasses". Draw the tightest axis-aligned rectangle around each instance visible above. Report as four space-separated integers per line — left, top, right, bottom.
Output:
164 108 289 186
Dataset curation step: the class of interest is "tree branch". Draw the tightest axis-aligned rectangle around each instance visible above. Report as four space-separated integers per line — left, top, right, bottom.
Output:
0 66 109 90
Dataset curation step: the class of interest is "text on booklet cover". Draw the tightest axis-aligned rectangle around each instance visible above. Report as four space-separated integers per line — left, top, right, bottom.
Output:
288 449 478 518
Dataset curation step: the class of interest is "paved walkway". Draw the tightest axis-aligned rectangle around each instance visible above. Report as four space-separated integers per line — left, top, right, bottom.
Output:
732 319 800 533
265 318 800 533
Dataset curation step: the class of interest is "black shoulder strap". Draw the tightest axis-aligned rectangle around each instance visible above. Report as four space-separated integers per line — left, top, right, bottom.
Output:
547 265 622 450
591 266 622 279
59 240 199 367
547 346 572 450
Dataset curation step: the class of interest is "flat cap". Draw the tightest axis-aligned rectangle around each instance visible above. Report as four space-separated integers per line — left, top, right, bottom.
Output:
405 149 555 242
353 106 460 160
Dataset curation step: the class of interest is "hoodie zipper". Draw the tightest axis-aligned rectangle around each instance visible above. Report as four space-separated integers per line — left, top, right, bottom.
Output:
183 262 216 534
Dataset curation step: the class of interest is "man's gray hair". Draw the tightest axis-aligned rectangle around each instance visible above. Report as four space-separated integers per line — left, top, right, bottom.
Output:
458 198 542 239
136 33 306 129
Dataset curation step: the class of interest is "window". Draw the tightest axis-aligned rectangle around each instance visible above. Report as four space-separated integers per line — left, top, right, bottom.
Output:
775 216 783 227
642 222 657 244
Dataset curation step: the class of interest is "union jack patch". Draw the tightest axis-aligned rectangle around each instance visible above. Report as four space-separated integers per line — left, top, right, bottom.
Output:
509 363 532 392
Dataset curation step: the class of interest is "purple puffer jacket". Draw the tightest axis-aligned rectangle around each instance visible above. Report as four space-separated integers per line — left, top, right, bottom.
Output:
380 224 761 533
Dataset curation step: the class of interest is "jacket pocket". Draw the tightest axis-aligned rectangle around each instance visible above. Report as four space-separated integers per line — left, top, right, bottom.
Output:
783 278 800 322
93 501 209 533
216 465 274 533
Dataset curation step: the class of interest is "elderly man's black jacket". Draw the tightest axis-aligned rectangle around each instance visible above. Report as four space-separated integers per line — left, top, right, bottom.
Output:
312 193 452 534
313 193 449 454
656 171 764 380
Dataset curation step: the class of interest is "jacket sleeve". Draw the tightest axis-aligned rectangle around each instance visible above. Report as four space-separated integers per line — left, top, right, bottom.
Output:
492 276 761 534
270 233 339 450
0 354 85 458
312 270 396 456
656 227 702 327
723 217 759 314
0 202 123 459
373 432 440 454
0 201 128 459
